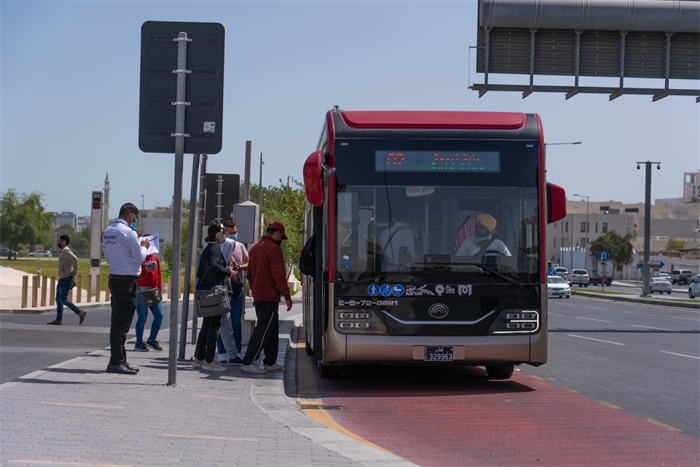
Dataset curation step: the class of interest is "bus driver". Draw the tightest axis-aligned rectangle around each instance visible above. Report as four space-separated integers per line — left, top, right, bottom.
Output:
379 209 416 267
455 213 511 258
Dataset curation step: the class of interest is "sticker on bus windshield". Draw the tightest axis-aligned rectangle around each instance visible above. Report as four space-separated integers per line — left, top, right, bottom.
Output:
404 284 473 297
392 284 404 297
368 284 380 297
380 284 392 297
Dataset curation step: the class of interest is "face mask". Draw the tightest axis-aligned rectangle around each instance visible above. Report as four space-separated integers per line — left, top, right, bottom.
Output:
273 239 282 246
130 216 137 229
219 237 226 245
228 233 238 241
57 243 62 249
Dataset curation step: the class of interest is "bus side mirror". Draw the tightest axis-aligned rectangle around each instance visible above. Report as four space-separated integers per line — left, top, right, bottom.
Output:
304 150 324 207
546 182 566 224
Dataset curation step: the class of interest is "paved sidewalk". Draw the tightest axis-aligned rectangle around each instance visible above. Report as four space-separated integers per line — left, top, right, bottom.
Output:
0 315 415 467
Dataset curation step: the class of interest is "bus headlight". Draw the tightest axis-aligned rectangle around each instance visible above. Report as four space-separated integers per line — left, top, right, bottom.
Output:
489 309 540 335
335 309 388 335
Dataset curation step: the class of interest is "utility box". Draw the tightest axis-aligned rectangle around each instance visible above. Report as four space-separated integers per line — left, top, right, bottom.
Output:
234 201 260 244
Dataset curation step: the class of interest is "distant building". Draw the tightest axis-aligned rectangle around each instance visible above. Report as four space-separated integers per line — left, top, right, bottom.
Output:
683 172 700 199
76 215 91 232
55 211 77 229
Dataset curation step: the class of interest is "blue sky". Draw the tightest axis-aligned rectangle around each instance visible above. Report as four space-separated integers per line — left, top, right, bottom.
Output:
2 0 698 218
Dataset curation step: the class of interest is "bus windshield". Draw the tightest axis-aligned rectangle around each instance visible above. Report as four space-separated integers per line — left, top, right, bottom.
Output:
336 185 539 282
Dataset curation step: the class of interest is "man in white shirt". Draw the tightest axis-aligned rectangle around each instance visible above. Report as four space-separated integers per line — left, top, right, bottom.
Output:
379 210 416 268
455 213 511 258
102 203 150 375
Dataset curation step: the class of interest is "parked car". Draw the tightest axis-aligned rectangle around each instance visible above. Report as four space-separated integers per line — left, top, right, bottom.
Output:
569 269 590 287
34 250 52 258
547 276 571 299
689 274 700 284
654 272 671 280
689 280 700 299
670 269 693 285
553 267 568 279
649 278 672 294
27 251 35 257
676 272 693 286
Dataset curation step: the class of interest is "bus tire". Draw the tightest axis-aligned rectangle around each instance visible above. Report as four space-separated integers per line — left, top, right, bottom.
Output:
317 361 337 379
485 364 514 380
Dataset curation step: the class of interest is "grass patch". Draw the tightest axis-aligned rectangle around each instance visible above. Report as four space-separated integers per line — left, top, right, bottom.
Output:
572 288 634 295
0 258 110 291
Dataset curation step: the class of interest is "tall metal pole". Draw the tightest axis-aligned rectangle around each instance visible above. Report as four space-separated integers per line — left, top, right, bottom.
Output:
638 161 660 296
168 31 189 386
192 154 207 344
179 154 200 359
259 152 264 234
569 213 573 270
244 141 252 201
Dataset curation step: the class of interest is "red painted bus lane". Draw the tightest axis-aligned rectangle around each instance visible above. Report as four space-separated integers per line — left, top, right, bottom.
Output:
318 369 699 467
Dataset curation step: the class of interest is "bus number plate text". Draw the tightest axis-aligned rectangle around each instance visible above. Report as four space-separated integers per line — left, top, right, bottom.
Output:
424 346 453 362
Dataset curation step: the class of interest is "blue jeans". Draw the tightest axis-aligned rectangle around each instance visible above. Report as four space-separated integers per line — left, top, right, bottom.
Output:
216 291 244 358
135 290 164 343
55 276 81 322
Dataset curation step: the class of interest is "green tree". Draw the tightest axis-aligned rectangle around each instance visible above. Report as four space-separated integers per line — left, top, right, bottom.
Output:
0 189 55 259
589 230 635 270
665 238 686 250
71 226 91 256
160 220 189 270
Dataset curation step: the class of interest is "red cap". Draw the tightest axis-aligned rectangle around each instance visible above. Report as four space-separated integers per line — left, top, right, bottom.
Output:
269 221 288 240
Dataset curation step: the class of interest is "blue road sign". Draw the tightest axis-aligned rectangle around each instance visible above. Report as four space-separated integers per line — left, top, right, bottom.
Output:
380 284 393 297
368 284 380 297
548 269 556 276
598 250 609 261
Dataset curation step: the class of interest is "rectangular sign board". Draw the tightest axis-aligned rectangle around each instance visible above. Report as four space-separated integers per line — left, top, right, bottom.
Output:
204 173 240 224
139 21 225 154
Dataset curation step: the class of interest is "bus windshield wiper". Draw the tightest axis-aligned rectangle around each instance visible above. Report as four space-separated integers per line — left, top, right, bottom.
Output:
416 262 525 288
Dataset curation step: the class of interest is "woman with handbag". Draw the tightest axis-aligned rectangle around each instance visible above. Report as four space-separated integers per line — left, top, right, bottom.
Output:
133 245 164 353
193 222 236 372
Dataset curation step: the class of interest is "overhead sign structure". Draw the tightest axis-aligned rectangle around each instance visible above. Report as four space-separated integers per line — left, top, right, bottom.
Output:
139 21 225 154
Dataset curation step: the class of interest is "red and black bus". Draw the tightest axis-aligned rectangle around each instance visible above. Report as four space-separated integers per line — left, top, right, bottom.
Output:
302 109 566 378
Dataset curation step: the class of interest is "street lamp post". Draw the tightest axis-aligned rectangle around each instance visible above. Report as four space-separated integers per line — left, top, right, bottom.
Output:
574 194 590 271
637 161 661 296
141 194 144 212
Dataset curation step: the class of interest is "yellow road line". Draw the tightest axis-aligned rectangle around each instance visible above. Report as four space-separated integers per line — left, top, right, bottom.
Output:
644 419 682 432
556 386 580 394
161 434 258 441
527 375 545 381
40 402 123 409
303 408 395 454
596 400 622 409
10 460 133 467
192 394 240 400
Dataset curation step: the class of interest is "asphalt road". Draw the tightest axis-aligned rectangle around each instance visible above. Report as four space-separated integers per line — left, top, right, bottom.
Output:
577 281 694 297
521 295 700 439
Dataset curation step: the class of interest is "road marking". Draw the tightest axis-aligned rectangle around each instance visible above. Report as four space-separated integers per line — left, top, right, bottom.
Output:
527 375 545 381
631 324 673 331
596 401 622 409
161 433 258 441
660 351 700 360
303 408 395 454
671 316 700 322
583 306 608 311
644 419 682 432
10 461 133 467
557 385 580 394
549 312 564 316
577 317 611 323
192 394 239 400
567 334 625 346
620 311 652 316
40 401 123 409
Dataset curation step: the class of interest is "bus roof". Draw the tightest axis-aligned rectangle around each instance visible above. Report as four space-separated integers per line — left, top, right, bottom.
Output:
339 110 527 131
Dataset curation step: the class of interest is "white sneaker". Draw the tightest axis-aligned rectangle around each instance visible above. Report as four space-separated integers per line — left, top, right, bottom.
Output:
241 364 265 374
201 361 226 372
217 353 227 363
264 363 284 372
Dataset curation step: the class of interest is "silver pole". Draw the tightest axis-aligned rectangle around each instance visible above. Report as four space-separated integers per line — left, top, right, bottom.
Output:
244 141 252 201
639 161 660 296
168 31 189 386
192 155 207 344
259 152 263 234
179 153 200 359
216 176 223 223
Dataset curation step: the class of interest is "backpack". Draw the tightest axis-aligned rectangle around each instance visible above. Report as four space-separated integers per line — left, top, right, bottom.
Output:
299 235 316 276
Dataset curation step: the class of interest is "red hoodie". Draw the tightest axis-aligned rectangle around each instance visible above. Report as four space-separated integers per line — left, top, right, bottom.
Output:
137 254 163 291
247 235 291 302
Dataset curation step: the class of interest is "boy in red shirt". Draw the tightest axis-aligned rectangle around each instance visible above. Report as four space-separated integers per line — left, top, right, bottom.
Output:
240 222 293 374
134 252 164 352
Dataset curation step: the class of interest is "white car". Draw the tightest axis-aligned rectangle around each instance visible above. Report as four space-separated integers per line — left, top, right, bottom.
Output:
34 250 53 258
553 267 568 279
689 280 700 299
649 278 672 294
547 276 571 299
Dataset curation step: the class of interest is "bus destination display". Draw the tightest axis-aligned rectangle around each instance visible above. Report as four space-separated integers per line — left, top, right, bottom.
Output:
376 150 500 173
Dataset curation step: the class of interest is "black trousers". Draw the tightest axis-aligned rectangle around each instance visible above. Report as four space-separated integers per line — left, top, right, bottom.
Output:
108 275 138 365
242 301 279 367
195 315 222 363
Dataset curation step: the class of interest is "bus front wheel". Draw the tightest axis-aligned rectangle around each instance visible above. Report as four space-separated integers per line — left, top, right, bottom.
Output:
485 364 515 380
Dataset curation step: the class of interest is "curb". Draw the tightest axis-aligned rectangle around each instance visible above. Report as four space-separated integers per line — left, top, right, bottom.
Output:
572 290 700 310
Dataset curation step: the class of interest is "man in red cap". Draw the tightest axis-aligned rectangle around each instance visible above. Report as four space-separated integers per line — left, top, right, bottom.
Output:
240 222 293 374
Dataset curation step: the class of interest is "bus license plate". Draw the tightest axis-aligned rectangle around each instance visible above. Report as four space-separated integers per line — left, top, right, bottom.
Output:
424 346 453 361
